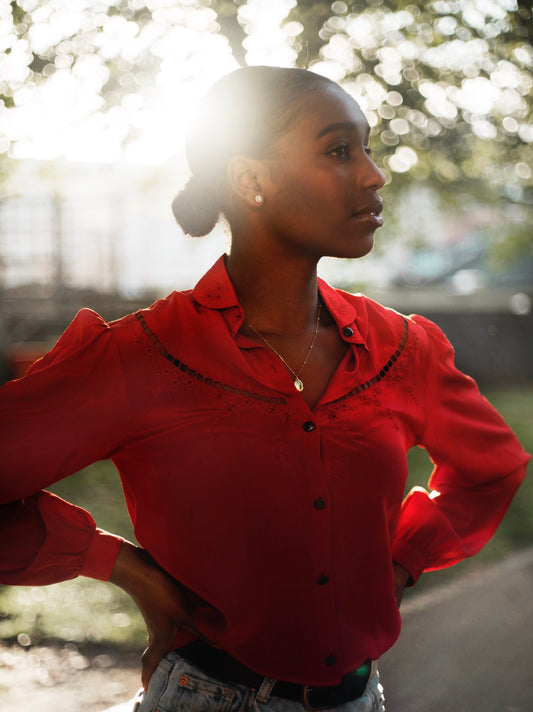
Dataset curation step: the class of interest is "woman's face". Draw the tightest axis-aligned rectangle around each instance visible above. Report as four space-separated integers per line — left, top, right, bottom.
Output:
259 84 386 260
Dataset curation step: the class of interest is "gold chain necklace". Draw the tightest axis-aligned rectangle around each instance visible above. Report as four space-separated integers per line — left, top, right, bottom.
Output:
246 304 322 392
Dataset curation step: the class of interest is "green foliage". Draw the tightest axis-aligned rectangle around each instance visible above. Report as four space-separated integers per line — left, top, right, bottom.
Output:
285 1 532 208
209 0 247 66
486 219 533 268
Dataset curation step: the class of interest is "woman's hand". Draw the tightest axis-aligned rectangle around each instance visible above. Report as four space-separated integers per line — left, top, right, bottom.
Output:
392 561 411 608
109 542 200 689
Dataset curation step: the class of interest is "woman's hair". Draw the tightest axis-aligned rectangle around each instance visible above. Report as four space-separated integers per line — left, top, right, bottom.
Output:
172 66 337 237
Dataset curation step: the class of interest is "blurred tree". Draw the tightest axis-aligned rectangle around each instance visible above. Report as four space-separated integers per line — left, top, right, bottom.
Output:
1 0 531 254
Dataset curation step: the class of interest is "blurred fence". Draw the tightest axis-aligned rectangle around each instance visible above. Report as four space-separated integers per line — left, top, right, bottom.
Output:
0 194 121 292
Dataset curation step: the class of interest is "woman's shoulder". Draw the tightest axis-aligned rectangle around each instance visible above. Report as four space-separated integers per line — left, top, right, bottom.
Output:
39 290 193 358
95 289 191 332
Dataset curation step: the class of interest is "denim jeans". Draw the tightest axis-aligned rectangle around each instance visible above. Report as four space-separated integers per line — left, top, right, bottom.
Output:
132 651 385 712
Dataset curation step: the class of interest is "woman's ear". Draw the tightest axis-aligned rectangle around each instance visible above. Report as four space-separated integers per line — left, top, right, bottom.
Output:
227 156 266 208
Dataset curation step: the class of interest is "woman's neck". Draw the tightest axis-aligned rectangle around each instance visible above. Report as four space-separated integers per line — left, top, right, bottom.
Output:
225 249 320 336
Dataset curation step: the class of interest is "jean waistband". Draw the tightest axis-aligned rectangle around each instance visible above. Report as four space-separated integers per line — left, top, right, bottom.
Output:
177 640 375 711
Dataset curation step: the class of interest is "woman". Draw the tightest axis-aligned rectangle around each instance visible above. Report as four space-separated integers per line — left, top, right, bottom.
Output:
0 67 529 712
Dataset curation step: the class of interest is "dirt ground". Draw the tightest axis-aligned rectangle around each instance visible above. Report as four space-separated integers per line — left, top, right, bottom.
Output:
2 547 532 712
0 642 141 712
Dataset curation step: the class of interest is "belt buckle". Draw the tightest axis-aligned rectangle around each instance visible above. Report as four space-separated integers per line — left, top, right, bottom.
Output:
302 685 330 712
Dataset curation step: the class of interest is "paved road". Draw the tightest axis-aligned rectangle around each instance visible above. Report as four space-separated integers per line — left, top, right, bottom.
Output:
379 547 533 712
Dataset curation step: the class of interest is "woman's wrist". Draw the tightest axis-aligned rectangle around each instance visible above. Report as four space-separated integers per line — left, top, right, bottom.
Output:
109 542 159 594
392 561 412 607
109 541 195 623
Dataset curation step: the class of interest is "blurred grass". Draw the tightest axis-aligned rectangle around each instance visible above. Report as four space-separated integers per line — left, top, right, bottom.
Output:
0 385 531 649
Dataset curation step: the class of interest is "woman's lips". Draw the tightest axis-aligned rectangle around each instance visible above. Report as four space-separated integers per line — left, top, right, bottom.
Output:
352 210 384 227
352 199 384 227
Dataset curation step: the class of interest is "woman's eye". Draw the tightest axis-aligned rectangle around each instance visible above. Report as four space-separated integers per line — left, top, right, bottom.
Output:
329 144 350 160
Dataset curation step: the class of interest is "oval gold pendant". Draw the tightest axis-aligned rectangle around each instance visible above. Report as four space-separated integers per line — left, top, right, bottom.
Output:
294 378 304 392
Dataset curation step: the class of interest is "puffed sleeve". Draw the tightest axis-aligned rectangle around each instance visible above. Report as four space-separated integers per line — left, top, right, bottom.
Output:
0 309 131 584
391 315 530 583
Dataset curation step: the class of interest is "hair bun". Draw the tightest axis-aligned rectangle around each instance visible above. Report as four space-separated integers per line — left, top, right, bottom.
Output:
171 175 221 237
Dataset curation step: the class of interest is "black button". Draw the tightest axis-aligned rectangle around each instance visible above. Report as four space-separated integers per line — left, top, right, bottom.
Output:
317 575 329 586
313 497 326 510
343 327 354 337
324 655 337 666
302 421 315 432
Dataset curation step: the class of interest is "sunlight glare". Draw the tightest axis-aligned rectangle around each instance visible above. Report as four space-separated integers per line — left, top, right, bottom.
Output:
3 0 309 165
239 0 297 67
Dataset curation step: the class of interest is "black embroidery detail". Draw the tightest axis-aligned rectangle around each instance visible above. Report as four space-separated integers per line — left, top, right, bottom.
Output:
135 311 287 406
334 317 410 402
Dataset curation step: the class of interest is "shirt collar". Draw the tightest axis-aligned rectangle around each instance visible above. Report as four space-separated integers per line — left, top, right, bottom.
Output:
192 256 244 338
317 278 367 347
192 255 241 311
192 254 368 348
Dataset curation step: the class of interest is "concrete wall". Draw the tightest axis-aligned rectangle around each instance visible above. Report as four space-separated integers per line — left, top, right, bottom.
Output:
417 311 533 384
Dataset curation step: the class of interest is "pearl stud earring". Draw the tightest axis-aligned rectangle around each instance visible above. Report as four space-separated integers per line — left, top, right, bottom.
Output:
254 194 264 205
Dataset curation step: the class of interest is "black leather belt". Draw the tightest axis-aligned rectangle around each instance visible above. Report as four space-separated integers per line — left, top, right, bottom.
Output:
177 641 373 710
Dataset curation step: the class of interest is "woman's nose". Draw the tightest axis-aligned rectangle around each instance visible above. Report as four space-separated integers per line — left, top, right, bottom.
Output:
365 155 386 190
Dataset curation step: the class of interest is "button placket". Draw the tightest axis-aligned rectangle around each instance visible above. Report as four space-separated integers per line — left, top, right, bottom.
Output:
295 411 341 668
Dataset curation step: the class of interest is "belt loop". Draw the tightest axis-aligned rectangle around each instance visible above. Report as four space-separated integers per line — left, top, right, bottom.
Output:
131 687 144 711
363 661 378 696
256 677 277 704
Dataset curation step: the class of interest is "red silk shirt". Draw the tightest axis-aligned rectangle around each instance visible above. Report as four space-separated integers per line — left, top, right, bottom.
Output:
0 256 529 685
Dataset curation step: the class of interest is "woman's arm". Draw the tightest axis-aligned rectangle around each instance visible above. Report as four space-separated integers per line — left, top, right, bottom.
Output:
392 561 410 607
392 316 529 584
0 309 134 583
0 491 124 585
109 542 200 688
0 310 202 686
0 500 200 687
0 309 132 502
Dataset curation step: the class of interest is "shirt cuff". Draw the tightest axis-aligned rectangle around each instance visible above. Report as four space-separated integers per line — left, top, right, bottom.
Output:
391 539 427 585
81 528 125 581
391 487 446 585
